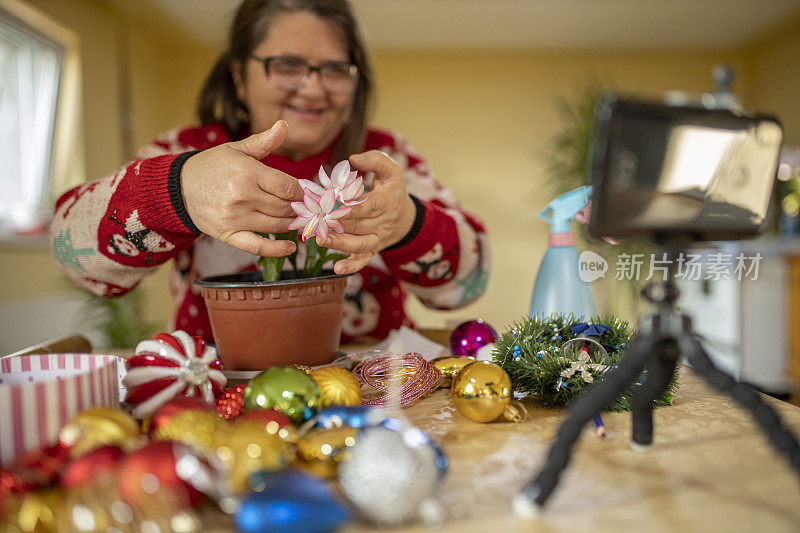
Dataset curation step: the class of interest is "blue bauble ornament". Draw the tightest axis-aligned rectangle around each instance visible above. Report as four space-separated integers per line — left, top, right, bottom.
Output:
236 470 349 533
300 405 392 432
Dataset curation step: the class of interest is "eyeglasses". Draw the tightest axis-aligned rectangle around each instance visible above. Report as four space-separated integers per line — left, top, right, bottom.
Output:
251 55 358 93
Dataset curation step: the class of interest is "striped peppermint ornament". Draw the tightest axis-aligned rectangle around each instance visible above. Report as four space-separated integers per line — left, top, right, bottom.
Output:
123 331 226 419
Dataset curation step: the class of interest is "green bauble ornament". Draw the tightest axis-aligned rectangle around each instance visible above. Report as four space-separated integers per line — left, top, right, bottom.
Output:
243 366 320 424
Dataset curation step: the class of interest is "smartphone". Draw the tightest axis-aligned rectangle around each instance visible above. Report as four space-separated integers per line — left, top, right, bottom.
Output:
588 93 783 242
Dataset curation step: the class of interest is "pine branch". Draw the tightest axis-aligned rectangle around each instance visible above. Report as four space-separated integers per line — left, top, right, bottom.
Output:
493 314 678 411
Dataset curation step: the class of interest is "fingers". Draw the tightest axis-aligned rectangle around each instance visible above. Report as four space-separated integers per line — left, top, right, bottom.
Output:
250 161 304 202
248 193 298 219
256 204 297 219
338 215 377 235
334 253 373 275
248 156 303 202
342 192 379 219
319 231 381 256
339 188 405 221
232 120 288 160
223 231 296 257
348 150 400 183
245 212 298 234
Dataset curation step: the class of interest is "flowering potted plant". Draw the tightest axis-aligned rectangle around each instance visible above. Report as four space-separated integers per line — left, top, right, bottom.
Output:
196 161 365 371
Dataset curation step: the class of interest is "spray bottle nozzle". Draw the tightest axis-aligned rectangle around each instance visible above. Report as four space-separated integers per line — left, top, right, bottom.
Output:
537 185 592 234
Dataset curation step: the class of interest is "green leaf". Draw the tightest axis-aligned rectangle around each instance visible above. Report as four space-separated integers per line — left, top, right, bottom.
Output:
253 229 352 280
73 285 157 349
325 253 347 265
258 256 285 282
307 256 325 278
305 237 322 262
274 231 298 241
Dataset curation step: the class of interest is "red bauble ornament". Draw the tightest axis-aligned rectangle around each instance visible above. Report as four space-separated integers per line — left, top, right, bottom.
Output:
149 396 210 436
118 441 211 509
238 408 293 428
61 445 124 489
215 384 247 421
0 469 34 497
124 331 226 419
0 441 71 495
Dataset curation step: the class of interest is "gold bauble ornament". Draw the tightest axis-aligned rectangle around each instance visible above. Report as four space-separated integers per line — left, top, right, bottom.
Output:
10 489 65 533
310 366 363 408
242 412 300 444
431 356 475 388
151 409 227 456
214 420 291 494
62 485 114 532
451 361 519 423
59 407 141 457
295 427 360 478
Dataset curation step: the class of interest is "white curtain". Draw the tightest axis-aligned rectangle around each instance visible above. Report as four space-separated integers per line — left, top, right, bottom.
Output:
0 15 61 232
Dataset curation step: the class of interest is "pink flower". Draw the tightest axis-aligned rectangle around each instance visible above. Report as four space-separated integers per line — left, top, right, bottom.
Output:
289 189 351 241
299 160 365 207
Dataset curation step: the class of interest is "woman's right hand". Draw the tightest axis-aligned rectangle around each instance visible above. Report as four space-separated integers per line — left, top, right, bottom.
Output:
180 120 303 257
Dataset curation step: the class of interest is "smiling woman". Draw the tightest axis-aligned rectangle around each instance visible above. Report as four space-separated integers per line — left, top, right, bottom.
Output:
49 0 490 345
197 0 373 163
232 12 356 158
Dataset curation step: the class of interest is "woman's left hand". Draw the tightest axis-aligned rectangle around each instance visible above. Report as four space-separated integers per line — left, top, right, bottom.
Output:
317 150 416 274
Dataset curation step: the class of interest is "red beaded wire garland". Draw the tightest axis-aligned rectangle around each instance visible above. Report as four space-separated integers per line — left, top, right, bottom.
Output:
350 351 442 408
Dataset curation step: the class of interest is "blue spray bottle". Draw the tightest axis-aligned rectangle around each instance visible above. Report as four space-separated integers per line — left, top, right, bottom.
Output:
529 186 596 319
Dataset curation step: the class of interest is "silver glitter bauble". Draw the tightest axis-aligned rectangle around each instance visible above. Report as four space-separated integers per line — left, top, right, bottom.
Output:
338 425 442 525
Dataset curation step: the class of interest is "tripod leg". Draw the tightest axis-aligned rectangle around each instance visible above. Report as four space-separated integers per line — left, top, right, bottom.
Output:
679 334 800 477
631 345 678 447
516 333 656 511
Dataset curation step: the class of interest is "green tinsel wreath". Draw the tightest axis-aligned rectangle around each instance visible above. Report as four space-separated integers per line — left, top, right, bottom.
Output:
492 314 678 411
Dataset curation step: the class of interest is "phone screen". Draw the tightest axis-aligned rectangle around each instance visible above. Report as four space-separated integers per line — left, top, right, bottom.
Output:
588 95 783 241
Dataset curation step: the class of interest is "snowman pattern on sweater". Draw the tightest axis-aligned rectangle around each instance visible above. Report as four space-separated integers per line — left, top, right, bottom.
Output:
104 209 175 264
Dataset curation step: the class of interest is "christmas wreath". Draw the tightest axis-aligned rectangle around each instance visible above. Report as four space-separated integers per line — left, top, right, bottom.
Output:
493 314 678 411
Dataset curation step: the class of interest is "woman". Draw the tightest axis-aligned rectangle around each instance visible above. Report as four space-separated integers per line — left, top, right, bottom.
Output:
51 0 489 342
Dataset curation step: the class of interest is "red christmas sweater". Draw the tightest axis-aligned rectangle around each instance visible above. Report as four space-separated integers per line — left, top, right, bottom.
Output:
51 124 490 343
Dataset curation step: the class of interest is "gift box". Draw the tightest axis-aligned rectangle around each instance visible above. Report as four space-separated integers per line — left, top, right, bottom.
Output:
0 354 123 465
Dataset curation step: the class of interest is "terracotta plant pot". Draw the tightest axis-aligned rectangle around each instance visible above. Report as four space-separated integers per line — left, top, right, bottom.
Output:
195 271 350 370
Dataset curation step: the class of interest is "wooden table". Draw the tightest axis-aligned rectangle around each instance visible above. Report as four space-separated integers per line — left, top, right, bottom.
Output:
28 337 796 531
201 366 800 532
344 366 800 532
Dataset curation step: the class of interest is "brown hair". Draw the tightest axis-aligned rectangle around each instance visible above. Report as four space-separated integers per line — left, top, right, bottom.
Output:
196 0 374 162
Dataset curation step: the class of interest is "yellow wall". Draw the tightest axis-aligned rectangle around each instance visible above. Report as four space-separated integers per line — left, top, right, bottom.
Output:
125 29 218 151
1 1 799 341
371 49 746 328
742 14 800 146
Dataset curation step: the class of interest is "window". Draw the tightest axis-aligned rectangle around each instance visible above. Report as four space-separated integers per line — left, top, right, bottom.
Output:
0 14 61 232
0 0 83 238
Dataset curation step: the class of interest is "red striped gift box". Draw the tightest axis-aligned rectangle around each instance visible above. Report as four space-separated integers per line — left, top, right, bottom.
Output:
0 354 121 466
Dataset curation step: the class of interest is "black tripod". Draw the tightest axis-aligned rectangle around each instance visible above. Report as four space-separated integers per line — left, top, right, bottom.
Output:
518 248 800 509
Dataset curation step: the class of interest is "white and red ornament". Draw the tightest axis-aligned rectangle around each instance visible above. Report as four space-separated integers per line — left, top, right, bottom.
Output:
124 331 226 419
